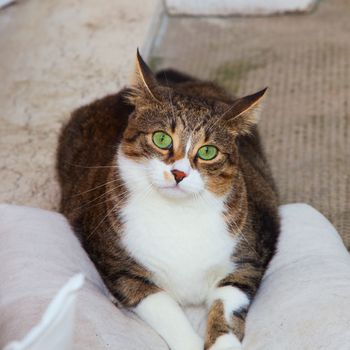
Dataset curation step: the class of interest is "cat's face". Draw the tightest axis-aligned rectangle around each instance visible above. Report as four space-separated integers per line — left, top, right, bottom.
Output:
120 100 239 199
118 51 266 200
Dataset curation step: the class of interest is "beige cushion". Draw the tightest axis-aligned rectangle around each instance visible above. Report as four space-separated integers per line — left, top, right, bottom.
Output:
1 203 350 350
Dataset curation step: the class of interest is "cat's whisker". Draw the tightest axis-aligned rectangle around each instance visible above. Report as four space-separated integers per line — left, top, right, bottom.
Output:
206 102 238 134
76 179 154 213
69 179 142 212
198 191 215 210
206 115 223 134
71 171 151 200
226 217 259 257
135 184 153 204
70 197 113 213
114 190 132 203
113 182 150 202
219 103 236 120
64 161 119 170
87 201 120 240
70 178 121 198
71 186 120 211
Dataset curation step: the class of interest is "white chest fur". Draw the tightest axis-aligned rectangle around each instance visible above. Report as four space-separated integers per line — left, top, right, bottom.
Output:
120 189 237 305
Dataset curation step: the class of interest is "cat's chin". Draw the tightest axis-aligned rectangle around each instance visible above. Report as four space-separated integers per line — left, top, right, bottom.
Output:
157 185 196 199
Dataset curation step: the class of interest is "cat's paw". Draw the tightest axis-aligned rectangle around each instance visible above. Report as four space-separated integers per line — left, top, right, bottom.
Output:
208 333 242 350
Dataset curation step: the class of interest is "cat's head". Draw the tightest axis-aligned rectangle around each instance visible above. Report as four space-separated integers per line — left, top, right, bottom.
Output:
118 50 267 200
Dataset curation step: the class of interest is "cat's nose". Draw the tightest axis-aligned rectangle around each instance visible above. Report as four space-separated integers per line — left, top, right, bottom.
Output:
171 169 187 183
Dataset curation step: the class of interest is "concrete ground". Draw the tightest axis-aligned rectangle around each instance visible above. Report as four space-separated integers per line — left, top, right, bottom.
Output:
0 0 157 210
150 0 350 247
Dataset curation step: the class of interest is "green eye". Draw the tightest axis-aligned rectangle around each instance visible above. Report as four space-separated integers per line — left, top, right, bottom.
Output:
197 145 218 160
152 131 173 149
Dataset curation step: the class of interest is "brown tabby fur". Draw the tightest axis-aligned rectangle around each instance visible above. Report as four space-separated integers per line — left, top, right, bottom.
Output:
57 53 279 347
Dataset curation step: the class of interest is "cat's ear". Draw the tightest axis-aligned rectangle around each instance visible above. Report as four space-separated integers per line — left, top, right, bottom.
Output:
223 88 268 135
130 49 161 103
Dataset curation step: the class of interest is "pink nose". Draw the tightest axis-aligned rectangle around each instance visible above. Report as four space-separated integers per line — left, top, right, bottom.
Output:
171 169 187 183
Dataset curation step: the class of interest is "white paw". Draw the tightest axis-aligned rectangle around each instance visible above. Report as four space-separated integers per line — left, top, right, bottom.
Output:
209 333 242 350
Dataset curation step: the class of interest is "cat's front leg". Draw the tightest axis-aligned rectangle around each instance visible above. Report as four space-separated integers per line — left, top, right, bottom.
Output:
204 266 263 350
105 263 203 350
135 291 204 350
205 286 248 350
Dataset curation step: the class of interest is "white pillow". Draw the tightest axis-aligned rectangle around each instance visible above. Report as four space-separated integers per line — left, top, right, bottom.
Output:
4 274 84 350
1 203 350 350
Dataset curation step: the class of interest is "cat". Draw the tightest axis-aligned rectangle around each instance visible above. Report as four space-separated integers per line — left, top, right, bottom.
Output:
57 50 280 350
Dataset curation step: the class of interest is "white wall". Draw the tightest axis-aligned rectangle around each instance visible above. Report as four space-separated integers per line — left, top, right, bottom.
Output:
165 0 317 16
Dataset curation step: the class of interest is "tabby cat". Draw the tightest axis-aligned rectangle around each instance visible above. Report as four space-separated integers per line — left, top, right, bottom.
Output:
57 50 279 350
